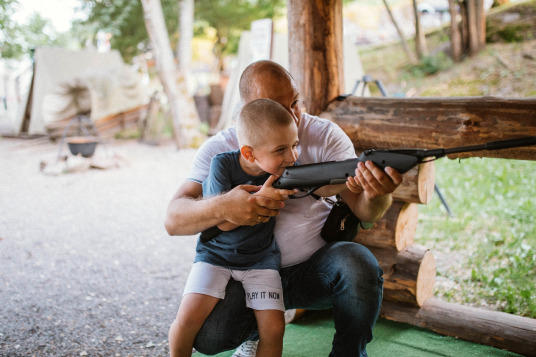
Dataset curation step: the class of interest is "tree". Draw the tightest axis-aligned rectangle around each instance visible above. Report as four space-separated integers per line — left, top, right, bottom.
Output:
1 0 67 61
77 0 179 62
412 0 428 59
449 0 486 62
194 0 284 71
177 0 193 73
140 0 203 148
382 0 417 64
0 0 23 59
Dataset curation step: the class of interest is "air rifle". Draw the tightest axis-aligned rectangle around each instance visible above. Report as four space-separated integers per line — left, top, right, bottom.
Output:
273 136 536 198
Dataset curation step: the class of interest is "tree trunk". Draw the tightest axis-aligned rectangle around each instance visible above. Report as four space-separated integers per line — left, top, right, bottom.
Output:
287 0 344 116
140 0 203 148
412 0 428 58
382 0 418 64
177 0 194 74
448 0 462 61
466 0 480 54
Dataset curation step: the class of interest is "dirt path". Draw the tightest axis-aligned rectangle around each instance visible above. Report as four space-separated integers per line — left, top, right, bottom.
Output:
0 138 199 356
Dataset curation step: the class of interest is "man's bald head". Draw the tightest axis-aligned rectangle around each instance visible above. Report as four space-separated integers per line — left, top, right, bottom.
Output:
239 60 294 104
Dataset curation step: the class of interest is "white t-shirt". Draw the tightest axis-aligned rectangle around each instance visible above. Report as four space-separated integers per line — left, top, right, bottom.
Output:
188 113 357 267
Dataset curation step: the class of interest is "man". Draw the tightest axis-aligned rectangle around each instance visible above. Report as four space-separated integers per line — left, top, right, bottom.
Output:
165 60 403 356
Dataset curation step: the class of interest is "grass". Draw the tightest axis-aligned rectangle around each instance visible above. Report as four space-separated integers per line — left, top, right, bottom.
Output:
417 158 536 318
356 1 536 318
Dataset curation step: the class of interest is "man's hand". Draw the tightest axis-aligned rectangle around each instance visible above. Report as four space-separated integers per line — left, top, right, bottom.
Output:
341 160 403 223
164 180 286 236
348 161 403 199
222 182 287 226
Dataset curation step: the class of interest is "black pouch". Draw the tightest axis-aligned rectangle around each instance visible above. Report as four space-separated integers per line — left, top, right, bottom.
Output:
320 195 362 243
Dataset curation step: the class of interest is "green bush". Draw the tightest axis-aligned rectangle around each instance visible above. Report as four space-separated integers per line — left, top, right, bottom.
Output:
405 52 453 77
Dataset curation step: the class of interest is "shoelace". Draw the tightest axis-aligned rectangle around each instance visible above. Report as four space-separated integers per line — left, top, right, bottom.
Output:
233 340 258 357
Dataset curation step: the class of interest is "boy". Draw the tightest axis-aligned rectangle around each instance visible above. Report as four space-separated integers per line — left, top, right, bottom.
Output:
168 98 299 357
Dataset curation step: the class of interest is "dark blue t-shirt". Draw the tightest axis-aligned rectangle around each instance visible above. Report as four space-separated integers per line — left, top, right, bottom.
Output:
196 150 281 270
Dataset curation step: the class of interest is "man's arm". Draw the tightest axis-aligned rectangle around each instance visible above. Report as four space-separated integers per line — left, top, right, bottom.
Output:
164 180 286 236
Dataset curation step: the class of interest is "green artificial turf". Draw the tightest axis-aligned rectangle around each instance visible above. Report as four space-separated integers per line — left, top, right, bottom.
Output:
198 309 521 356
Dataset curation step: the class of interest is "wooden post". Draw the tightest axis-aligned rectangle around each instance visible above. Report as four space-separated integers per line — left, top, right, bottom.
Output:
287 0 344 116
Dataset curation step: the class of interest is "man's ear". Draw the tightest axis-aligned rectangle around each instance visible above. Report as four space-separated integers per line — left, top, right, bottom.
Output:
240 146 256 163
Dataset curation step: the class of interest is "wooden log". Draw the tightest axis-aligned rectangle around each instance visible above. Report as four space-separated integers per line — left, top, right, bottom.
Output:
370 245 436 307
381 298 536 357
321 96 536 160
355 201 418 251
391 161 434 204
288 0 343 116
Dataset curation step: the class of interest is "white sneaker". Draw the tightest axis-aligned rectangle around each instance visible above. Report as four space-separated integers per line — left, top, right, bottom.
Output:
231 340 259 357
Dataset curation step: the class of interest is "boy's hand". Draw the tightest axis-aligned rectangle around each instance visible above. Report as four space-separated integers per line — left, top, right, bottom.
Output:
255 175 298 201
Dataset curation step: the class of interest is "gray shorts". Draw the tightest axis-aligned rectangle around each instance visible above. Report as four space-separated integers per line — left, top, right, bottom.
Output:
183 262 285 311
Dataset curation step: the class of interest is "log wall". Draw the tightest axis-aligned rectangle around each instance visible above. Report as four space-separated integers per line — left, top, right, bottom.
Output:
322 96 536 160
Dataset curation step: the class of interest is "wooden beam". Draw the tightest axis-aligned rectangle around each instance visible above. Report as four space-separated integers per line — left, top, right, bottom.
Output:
287 0 343 116
381 298 536 357
322 96 536 160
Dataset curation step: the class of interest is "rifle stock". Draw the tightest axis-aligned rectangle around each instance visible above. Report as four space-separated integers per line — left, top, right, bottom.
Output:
273 136 536 197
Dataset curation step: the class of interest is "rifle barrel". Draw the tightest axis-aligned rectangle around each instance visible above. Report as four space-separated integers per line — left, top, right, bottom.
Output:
437 136 536 156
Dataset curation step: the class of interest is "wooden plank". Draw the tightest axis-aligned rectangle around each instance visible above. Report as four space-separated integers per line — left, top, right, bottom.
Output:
381 298 536 357
322 96 536 160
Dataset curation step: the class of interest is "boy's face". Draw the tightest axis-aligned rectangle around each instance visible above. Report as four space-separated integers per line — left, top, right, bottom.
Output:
252 123 299 176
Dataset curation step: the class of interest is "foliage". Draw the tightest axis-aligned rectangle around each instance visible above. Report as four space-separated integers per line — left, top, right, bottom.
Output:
77 0 285 66
76 0 179 62
193 0 285 69
0 0 23 59
404 52 454 77
416 158 536 317
1 0 67 60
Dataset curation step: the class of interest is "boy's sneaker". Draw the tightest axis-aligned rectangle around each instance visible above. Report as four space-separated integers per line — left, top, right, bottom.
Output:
231 340 258 357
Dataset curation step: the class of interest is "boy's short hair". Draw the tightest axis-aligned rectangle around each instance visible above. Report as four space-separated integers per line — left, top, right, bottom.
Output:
237 99 294 148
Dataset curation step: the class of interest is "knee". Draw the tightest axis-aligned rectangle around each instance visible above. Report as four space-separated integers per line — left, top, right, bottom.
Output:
329 242 383 288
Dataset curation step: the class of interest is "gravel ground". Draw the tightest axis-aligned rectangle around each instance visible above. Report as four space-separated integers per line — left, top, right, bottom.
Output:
0 137 199 356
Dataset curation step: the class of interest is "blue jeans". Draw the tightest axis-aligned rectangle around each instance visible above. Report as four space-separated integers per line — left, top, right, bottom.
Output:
193 242 384 356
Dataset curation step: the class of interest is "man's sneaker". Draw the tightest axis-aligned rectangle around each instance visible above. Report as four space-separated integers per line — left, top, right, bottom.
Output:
231 340 259 357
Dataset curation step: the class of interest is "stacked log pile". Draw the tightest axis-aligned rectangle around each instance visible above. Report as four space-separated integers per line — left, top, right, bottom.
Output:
320 95 536 356
352 161 436 308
